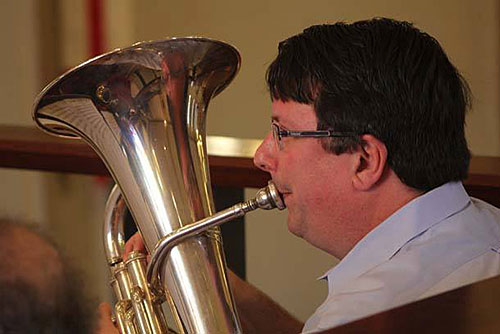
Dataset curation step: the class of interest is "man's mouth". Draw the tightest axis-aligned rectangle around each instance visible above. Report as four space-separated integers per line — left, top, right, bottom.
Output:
270 180 291 202
274 184 290 196
280 190 291 202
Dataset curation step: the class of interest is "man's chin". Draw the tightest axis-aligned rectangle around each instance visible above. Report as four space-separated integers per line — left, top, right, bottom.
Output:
287 219 304 238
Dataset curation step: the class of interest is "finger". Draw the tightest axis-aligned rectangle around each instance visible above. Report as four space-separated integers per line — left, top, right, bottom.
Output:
124 232 146 260
96 302 119 334
98 302 113 317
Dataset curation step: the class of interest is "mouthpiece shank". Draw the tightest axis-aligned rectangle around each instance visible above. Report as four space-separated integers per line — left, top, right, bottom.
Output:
147 181 285 283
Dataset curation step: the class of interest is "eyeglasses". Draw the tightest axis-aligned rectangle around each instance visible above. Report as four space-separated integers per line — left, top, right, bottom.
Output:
271 122 359 149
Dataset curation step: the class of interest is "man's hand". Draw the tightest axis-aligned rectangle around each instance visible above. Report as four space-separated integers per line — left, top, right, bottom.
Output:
124 231 146 260
95 233 145 334
95 302 119 334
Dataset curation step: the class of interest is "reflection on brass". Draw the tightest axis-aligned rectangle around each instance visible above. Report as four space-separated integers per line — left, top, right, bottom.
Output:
132 286 145 304
33 38 285 333
96 84 111 104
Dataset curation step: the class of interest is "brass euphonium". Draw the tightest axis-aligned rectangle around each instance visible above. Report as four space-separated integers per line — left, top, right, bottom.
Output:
33 38 285 333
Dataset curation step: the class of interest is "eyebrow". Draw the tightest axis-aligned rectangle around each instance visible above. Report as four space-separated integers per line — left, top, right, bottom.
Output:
271 116 300 131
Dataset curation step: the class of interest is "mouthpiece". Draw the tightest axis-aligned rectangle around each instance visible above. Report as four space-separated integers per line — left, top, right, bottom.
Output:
241 181 286 212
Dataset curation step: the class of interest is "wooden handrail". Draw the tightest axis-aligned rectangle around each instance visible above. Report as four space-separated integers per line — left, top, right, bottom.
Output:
1 125 500 195
0 125 268 188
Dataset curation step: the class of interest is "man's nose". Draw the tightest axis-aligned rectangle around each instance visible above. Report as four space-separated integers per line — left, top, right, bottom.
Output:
253 131 276 173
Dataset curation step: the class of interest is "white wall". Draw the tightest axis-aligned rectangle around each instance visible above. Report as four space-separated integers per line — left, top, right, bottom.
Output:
0 0 46 225
129 0 500 156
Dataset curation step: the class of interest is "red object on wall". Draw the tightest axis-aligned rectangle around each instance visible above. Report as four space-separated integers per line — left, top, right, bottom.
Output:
87 0 108 189
87 0 105 57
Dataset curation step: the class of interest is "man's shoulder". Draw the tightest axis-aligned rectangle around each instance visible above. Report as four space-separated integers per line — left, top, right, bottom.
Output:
331 200 500 313
419 250 500 299
470 196 500 219
365 199 500 301
408 193 500 249
415 197 500 298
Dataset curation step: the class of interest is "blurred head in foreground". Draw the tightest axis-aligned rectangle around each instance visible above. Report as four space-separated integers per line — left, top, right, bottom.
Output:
0 218 92 333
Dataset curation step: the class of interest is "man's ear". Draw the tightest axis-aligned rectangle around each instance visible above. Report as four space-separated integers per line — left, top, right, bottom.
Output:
352 134 388 191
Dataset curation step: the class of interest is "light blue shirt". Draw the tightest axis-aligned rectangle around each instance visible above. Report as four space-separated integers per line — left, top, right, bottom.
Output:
303 182 500 333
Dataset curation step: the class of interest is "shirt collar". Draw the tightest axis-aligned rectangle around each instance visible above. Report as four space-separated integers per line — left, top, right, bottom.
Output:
320 182 471 292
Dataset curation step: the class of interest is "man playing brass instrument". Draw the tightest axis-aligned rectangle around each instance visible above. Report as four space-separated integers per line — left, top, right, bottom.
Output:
104 18 500 333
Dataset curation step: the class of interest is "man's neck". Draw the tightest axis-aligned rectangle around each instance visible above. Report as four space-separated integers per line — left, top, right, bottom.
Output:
336 172 423 259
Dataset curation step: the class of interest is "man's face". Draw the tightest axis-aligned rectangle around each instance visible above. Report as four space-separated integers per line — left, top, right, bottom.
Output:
254 100 357 255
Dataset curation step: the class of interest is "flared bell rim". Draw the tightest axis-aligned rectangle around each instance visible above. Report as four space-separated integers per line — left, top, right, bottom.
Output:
32 37 241 139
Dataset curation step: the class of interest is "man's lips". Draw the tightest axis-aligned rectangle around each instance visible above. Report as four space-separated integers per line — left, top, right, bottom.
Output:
270 180 290 202
280 192 291 202
273 184 290 197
